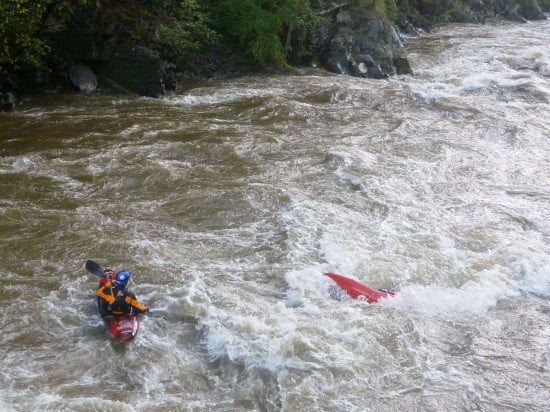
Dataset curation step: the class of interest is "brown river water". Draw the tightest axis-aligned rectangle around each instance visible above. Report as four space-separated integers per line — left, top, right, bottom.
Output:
1 18 549 412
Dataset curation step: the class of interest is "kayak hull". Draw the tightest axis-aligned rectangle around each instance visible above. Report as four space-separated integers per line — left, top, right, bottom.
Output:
324 272 395 303
103 314 140 342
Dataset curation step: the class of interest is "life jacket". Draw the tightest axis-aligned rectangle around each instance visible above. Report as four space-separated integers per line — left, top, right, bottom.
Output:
109 288 129 315
97 281 148 315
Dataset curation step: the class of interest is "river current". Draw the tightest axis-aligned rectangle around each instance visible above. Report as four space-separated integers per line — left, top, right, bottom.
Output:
1 18 549 412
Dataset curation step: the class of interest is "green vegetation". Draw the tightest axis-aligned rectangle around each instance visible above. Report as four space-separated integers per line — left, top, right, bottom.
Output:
0 0 319 75
148 0 220 65
0 0 52 73
206 0 318 66
0 0 97 75
1 0 548 78
351 0 398 21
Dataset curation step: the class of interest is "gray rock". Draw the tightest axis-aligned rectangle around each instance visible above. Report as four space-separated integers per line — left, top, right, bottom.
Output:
319 8 412 79
163 63 177 91
0 92 16 112
394 57 413 75
519 0 547 20
67 63 98 92
501 5 528 22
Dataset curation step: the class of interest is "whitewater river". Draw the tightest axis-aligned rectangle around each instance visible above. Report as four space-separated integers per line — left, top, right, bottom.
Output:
1 18 549 411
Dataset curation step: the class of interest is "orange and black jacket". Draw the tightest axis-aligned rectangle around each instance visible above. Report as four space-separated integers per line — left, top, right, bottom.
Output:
97 281 148 316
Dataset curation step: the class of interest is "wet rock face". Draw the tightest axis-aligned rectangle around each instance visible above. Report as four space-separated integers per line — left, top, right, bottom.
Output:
518 0 547 20
501 4 529 22
0 92 16 112
101 45 165 98
28 4 167 97
318 9 413 79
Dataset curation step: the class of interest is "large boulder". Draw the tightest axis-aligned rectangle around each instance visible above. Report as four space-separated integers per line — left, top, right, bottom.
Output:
101 45 165 97
501 4 528 22
319 10 413 79
519 0 547 19
0 92 16 112
67 63 98 92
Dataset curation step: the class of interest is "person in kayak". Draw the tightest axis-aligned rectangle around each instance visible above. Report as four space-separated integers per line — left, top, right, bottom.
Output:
97 270 149 317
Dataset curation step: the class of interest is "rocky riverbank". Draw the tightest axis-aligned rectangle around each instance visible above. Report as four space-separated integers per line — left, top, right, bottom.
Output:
1 0 548 111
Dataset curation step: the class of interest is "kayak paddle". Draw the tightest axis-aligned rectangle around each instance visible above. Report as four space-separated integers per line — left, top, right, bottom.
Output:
85 260 105 278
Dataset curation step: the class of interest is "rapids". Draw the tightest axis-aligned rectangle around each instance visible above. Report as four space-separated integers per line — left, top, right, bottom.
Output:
1 18 549 411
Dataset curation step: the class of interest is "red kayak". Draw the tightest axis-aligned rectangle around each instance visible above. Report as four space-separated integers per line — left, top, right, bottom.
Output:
324 272 396 303
102 314 140 342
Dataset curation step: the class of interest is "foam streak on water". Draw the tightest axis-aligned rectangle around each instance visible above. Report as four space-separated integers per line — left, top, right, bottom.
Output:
1 18 550 411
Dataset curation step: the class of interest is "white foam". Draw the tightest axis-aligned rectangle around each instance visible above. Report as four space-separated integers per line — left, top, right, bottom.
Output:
0 154 45 174
165 82 287 108
198 302 311 373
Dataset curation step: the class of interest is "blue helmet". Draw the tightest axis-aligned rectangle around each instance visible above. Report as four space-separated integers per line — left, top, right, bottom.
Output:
115 270 131 286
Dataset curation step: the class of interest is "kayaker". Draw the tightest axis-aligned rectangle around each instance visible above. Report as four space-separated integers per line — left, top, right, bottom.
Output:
97 270 149 317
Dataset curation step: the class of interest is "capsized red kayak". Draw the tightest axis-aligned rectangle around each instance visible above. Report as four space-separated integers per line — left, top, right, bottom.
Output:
324 273 396 303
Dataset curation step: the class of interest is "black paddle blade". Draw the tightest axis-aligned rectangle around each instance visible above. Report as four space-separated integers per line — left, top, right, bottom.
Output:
85 260 104 277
